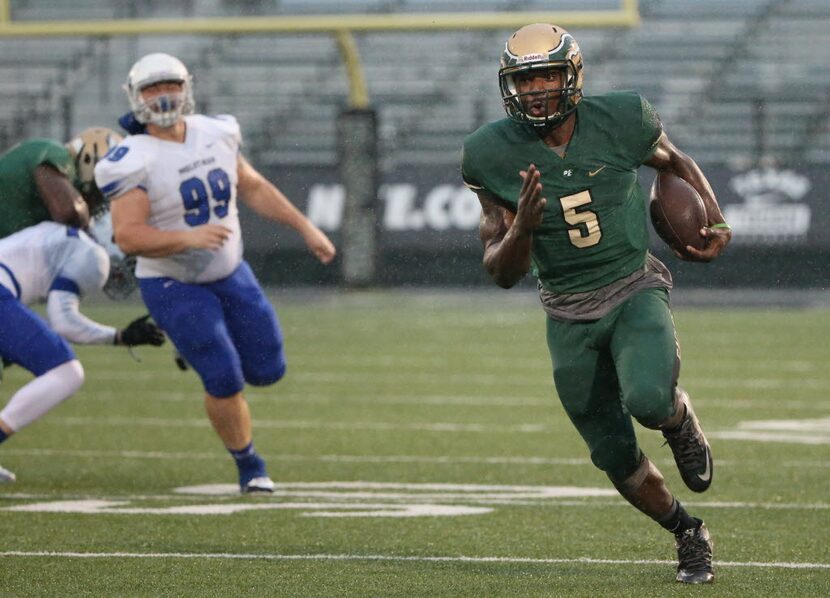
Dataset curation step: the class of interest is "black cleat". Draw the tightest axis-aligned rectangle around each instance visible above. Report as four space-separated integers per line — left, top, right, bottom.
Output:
675 519 714 584
662 390 713 493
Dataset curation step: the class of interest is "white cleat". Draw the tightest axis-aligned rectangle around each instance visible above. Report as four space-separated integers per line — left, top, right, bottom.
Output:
242 476 274 494
0 463 16 483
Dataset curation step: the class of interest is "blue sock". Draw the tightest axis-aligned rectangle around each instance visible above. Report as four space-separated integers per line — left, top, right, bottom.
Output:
228 442 267 485
0 428 7 443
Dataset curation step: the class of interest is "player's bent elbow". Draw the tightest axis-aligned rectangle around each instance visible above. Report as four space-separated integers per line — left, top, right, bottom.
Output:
483 251 528 289
485 262 522 289
51 321 78 344
492 274 518 289
113 234 141 256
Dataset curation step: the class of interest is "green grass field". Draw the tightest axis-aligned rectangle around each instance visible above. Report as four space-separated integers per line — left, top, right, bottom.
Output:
1 291 828 597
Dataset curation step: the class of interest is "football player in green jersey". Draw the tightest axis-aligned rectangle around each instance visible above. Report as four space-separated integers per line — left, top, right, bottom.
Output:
0 127 121 238
462 24 732 585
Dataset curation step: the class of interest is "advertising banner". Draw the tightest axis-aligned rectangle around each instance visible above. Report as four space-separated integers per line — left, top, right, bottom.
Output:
243 164 830 287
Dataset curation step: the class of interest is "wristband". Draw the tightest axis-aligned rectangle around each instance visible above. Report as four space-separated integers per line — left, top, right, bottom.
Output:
709 223 731 230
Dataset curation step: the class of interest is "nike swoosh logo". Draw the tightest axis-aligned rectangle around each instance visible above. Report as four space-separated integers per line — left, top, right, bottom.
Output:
698 451 712 482
588 165 606 177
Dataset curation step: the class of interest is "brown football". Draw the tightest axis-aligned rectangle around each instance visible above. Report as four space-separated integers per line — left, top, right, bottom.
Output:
649 173 708 256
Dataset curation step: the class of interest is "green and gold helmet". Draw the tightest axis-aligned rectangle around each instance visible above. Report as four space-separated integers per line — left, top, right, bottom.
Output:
499 23 584 128
66 127 123 216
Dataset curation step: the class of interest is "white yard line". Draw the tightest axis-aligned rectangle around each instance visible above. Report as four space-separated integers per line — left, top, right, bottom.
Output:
0 550 827 570
2 479 829 512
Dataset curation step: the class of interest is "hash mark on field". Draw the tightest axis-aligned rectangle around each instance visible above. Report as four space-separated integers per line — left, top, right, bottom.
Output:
711 417 830 445
1 551 828 571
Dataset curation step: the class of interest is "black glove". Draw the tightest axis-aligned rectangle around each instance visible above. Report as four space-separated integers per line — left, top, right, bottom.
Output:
117 314 166 347
174 350 189 371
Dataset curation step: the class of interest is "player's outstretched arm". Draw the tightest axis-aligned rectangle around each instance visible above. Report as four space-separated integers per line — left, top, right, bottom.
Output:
645 133 731 262
110 188 232 257
477 164 546 289
34 164 90 229
48 291 165 347
236 155 336 264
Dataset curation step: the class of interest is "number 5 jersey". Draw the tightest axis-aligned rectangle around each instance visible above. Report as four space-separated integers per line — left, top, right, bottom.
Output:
94 114 243 283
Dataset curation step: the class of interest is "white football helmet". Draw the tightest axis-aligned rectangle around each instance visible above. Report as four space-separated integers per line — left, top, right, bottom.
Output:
125 53 195 128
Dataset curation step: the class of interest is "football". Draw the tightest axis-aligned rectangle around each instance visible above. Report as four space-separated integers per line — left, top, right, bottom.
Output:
649 172 708 256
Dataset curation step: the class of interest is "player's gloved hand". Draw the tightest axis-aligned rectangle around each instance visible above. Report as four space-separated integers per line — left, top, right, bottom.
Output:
116 314 166 347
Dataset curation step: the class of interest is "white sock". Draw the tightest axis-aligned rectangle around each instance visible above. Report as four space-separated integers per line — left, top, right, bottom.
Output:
0 360 84 432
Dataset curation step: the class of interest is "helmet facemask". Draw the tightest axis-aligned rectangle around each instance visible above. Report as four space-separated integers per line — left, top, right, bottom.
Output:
500 62 582 129
103 254 138 300
125 53 195 128
499 24 584 129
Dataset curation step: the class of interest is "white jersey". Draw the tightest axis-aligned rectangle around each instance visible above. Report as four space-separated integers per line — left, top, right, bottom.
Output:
94 114 243 283
0 222 108 305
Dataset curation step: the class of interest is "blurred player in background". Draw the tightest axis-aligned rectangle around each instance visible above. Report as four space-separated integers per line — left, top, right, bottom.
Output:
462 24 732 584
0 127 123 237
0 213 166 483
96 53 336 494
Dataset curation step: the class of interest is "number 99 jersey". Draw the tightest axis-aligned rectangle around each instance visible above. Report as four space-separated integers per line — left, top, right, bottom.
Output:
94 114 243 284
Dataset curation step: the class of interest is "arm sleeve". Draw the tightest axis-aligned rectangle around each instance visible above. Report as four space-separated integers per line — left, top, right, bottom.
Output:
46 290 117 345
460 143 485 191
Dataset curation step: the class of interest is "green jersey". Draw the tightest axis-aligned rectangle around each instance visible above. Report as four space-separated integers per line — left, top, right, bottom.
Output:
462 91 662 294
0 138 77 238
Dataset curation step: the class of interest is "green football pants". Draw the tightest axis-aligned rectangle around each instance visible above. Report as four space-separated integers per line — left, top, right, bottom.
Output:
545 288 680 482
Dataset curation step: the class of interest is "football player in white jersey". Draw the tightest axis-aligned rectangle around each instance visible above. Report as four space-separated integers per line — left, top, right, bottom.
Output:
96 53 336 494
0 214 166 483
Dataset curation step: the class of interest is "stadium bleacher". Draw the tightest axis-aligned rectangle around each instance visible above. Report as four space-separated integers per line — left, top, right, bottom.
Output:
1 0 828 167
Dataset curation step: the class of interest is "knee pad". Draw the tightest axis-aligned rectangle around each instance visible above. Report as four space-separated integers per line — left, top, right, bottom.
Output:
203 368 245 399
244 356 287 387
589 435 642 482
626 383 676 430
